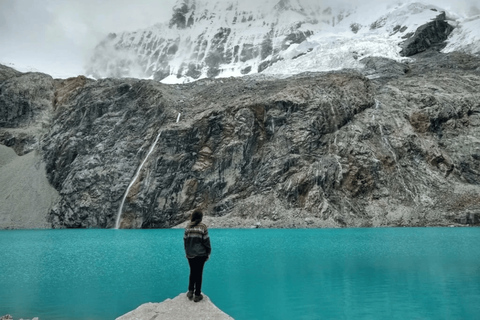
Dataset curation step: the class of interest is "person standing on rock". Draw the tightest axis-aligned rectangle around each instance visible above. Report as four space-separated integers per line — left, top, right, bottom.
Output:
184 209 211 302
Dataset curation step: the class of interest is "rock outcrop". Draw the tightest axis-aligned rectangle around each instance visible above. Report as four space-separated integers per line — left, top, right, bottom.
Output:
1 51 480 229
0 68 60 229
400 12 455 57
116 293 233 320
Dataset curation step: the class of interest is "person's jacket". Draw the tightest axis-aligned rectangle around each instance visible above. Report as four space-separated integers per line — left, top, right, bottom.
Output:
184 222 211 259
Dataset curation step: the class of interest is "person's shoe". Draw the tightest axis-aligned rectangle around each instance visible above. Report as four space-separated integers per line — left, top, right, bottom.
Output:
186 291 194 300
194 294 203 302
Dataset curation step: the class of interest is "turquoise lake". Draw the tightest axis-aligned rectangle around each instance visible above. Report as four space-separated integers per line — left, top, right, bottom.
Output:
0 228 479 319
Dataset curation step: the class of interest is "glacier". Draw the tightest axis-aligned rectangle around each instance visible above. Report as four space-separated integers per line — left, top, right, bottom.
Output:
86 0 479 84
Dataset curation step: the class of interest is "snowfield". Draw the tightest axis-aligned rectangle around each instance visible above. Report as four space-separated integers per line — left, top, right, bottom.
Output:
443 15 480 55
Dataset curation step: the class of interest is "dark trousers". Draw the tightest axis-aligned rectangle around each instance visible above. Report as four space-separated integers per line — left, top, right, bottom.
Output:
187 256 207 296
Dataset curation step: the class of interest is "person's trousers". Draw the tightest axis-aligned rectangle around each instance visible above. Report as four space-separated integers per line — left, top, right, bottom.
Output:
187 256 207 296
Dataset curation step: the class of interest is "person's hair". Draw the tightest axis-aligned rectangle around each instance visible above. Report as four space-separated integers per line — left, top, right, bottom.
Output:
191 209 203 226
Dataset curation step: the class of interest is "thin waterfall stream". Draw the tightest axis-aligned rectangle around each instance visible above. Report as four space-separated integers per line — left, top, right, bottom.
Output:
115 131 162 229
115 113 181 229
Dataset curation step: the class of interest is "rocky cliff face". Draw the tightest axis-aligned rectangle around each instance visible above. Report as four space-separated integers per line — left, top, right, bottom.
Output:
1 51 480 229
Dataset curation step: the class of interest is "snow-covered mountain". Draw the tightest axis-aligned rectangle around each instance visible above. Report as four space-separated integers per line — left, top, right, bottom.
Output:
86 0 479 83
443 14 480 55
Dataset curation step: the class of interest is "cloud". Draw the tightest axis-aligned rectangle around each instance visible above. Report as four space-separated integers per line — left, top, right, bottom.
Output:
0 0 176 77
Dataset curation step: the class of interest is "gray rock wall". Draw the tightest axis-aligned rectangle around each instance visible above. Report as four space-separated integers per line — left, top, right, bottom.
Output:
1 52 480 229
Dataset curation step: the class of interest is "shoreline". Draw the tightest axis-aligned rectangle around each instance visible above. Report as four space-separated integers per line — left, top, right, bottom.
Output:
0 224 476 231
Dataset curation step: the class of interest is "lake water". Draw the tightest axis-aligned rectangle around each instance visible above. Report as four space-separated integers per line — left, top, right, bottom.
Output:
0 228 479 319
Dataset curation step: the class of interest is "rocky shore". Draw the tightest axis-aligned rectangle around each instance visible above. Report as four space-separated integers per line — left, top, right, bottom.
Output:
1 51 480 230
0 315 38 320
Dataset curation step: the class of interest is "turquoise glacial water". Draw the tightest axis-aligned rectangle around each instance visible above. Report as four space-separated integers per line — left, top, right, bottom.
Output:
0 228 479 319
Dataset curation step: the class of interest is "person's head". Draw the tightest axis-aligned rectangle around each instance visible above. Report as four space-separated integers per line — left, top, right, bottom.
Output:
191 209 203 225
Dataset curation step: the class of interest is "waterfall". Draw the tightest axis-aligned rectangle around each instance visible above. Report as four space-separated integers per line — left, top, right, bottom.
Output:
115 131 162 229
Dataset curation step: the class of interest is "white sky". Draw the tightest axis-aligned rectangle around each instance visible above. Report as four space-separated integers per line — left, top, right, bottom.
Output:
0 0 176 77
0 0 478 78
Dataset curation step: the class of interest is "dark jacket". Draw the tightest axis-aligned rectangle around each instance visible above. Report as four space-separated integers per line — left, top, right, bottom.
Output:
184 222 211 259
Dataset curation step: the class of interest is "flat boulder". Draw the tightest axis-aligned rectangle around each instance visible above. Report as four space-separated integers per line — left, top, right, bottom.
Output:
116 293 234 320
